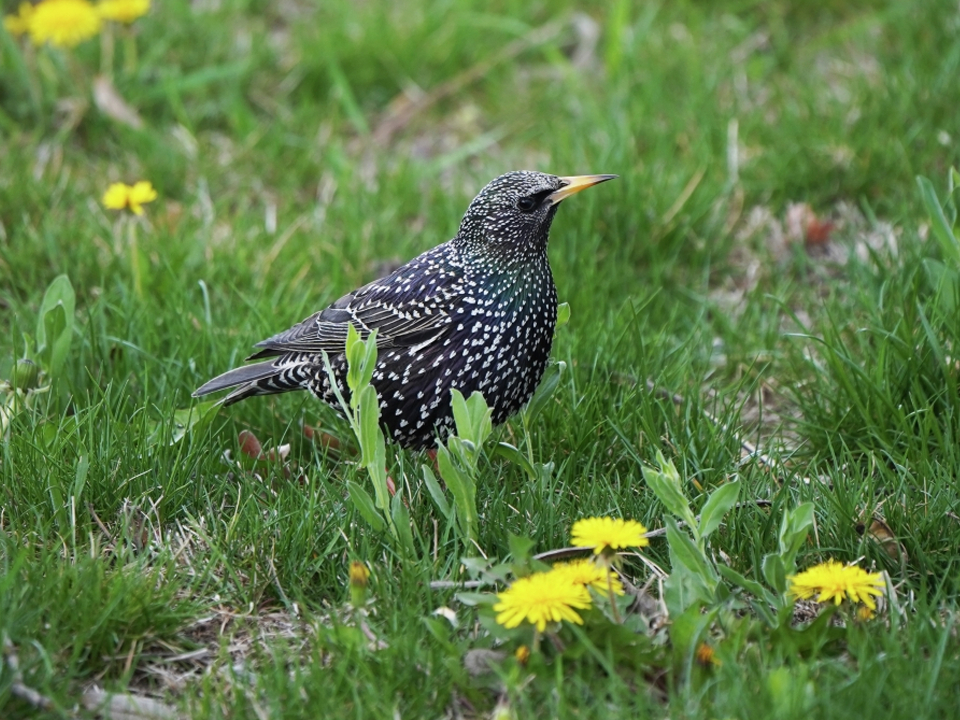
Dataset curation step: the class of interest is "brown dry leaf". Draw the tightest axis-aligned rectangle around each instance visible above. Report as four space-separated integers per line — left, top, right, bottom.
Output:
857 516 908 562
237 429 263 459
93 75 144 130
784 201 836 249
303 423 342 450
804 217 835 247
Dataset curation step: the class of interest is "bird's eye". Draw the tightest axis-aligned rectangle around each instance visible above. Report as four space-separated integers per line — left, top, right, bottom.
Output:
516 196 538 213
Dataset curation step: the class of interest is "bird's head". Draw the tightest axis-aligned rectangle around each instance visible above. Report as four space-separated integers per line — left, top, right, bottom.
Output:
457 171 616 257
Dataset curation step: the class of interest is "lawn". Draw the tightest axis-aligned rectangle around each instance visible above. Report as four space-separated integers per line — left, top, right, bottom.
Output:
3 0 960 717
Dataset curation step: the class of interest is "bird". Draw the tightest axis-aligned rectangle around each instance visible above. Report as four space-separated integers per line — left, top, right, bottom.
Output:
193 171 616 450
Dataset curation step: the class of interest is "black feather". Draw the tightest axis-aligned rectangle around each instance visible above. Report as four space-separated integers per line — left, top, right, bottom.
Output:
193 361 289 399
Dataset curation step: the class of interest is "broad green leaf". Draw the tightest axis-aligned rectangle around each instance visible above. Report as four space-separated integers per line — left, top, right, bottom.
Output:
39 304 67 376
698 480 740 539
762 553 788 595
144 400 221 448
665 517 714 583
662 560 709 617
391 495 416 557
72 454 89 501
450 389 470 439
507 532 535 564
358 385 382 469
670 604 718 677
345 323 365 394
454 591 497 607
422 464 451 519
917 176 960 264
779 501 814 565
369 441 389 512
445 436 468 471
35 275 76 378
437 444 476 541
523 360 565 425
716 563 777 606
421 617 457 649
450 389 492 447
347 481 385 532
40 415 80 448
355 328 378 390
171 400 220 443
535 460 555 485
556 302 571 329
494 442 537 481
642 451 697 528
21 332 35 361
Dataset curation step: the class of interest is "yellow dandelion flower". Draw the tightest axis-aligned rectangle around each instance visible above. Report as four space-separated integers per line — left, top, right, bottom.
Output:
103 183 130 210
3 3 34 36
97 0 150 24
695 642 721 667
28 0 102 48
570 517 649 554
550 558 625 595
103 181 157 215
494 572 592 632
788 560 885 610
514 645 530 665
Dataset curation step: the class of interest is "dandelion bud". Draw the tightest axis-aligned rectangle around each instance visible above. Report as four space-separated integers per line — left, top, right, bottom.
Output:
349 561 370 608
12 359 40 391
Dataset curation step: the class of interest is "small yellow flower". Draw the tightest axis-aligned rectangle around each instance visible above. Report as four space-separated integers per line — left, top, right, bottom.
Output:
103 181 157 215
28 0 102 48
788 560 885 610
570 517 649 555
514 645 530 665
494 572 592 632
551 558 625 595
3 3 34 36
695 642 721 667
97 0 150 23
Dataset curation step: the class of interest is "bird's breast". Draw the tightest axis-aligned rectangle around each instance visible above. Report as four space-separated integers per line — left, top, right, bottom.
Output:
441 272 558 421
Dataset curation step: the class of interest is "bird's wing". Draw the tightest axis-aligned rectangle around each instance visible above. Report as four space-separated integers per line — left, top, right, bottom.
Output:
246 260 462 361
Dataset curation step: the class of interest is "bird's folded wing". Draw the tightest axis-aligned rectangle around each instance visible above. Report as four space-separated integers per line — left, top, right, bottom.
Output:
246 289 457 360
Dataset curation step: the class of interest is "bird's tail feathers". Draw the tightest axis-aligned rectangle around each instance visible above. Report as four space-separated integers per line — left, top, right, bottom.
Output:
193 360 304 406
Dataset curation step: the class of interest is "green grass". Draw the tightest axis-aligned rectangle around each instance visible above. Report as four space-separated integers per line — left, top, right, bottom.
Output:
4 0 960 716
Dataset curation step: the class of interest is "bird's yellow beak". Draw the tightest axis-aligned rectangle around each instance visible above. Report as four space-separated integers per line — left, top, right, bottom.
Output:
547 174 618 205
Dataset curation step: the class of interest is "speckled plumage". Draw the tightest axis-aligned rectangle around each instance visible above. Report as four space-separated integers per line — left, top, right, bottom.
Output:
193 171 615 449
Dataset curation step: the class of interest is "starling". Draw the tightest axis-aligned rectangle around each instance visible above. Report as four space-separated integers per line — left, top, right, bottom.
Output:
193 171 616 449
